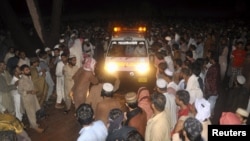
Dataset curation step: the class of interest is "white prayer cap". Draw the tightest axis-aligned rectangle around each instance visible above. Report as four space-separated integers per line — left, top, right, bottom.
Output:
103 83 114 92
125 92 137 103
59 39 65 43
195 98 211 122
68 54 76 59
236 108 249 118
105 36 109 40
84 38 89 42
237 75 246 85
54 44 60 49
164 68 173 76
70 33 76 38
165 36 171 41
45 47 51 52
156 78 167 89
35 49 41 54
101 83 114 97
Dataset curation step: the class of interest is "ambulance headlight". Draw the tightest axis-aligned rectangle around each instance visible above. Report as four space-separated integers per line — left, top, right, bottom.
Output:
136 63 149 74
105 62 118 73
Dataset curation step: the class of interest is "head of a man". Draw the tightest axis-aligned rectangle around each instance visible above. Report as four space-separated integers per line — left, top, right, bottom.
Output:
60 53 68 63
11 65 21 77
0 61 5 73
19 51 26 59
68 55 77 66
107 108 124 133
76 103 94 126
125 92 138 109
183 117 203 141
175 90 190 106
20 64 31 76
150 92 166 112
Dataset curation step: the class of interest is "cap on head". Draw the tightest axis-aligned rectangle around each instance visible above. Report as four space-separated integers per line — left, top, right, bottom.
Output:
30 57 39 63
54 44 60 49
45 47 51 52
125 92 137 103
156 78 167 89
35 49 41 54
59 39 65 43
68 54 76 59
101 83 114 97
164 68 173 76
236 108 249 118
236 75 246 85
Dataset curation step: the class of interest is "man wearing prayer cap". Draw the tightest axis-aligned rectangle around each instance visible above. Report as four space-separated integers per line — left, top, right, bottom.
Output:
157 68 179 132
35 49 41 56
124 92 147 138
235 107 249 124
94 81 123 126
163 68 179 94
86 72 121 113
44 47 52 64
156 78 168 92
62 54 79 114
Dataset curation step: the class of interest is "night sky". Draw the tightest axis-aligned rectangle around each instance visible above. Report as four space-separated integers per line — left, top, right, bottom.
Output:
8 0 250 18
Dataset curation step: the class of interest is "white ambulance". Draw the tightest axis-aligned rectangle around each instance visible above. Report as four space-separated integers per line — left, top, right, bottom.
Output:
104 26 152 83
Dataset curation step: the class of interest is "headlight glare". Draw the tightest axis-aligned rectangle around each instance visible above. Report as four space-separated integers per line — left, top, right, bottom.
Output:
136 63 149 74
105 62 118 73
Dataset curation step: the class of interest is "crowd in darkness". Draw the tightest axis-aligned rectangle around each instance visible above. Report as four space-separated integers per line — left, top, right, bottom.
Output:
0 17 250 141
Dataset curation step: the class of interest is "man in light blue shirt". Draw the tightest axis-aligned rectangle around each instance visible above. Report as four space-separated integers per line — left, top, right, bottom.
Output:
76 103 107 141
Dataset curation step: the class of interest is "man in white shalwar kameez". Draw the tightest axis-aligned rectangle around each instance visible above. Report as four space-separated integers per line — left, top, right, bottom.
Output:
0 61 16 115
184 70 203 104
63 55 79 113
156 75 178 132
10 66 24 121
69 38 84 68
55 53 68 109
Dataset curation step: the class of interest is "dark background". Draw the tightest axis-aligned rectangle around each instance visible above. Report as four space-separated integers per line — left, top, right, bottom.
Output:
1 0 249 59
9 0 250 18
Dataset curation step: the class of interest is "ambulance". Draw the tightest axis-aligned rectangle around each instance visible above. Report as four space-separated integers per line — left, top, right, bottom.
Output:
104 26 152 83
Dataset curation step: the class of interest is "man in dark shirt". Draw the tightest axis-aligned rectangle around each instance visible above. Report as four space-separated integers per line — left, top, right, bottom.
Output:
6 49 19 73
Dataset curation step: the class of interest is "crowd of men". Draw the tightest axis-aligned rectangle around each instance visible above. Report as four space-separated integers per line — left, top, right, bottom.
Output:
0 18 250 141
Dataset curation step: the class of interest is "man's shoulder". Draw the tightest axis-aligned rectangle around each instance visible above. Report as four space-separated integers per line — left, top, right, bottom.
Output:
93 120 106 127
107 126 136 141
